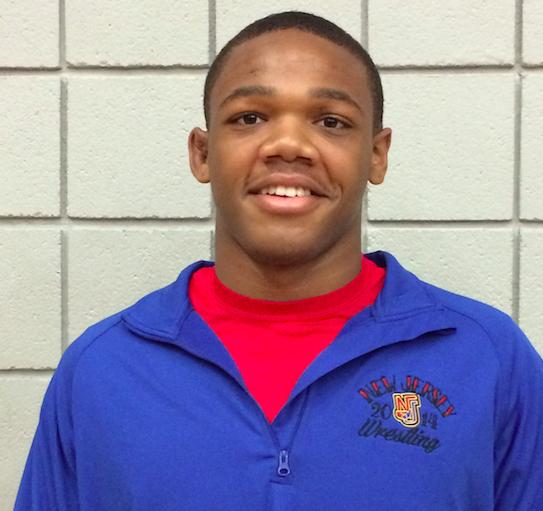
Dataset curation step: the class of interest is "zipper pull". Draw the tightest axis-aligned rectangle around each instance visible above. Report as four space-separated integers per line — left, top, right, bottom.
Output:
277 449 291 477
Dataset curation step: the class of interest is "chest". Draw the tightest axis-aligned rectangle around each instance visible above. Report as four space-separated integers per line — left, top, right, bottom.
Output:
72 344 496 511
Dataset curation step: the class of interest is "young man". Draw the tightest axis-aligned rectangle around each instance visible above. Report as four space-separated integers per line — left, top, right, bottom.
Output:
16 12 543 511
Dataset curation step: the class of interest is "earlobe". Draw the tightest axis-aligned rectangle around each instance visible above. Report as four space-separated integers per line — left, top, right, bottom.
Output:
369 128 392 185
188 127 210 183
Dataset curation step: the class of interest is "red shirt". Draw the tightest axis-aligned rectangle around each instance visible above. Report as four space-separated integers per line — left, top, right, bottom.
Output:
189 256 385 422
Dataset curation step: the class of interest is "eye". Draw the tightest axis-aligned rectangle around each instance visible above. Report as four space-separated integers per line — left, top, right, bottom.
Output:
234 113 264 125
318 116 349 129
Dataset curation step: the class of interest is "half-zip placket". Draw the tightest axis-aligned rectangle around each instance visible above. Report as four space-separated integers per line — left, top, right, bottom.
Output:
122 315 311 482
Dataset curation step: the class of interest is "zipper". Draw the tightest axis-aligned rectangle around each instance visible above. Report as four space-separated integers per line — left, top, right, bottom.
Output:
269 389 310 478
277 450 291 477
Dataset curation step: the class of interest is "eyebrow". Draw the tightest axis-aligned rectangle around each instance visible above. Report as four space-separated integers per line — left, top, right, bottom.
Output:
219 85 363 113
219 85 276 108
309 87 363 113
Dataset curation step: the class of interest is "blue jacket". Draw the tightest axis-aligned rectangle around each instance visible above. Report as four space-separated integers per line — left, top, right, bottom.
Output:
15 252 543 510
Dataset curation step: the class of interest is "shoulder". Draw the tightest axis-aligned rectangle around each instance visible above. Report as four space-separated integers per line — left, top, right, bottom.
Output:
423 281 542 377
55 262 199 380
426 283 517 334
51 312 127 390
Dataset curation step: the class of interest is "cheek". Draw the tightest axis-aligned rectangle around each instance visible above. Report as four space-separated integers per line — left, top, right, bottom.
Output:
207 167 246 220
321 137 368 166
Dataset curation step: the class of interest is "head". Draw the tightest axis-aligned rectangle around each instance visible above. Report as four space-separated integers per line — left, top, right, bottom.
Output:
204 12 384 134
189 12 391 270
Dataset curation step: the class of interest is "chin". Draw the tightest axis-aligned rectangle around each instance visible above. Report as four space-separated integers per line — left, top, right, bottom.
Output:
243 235 329 268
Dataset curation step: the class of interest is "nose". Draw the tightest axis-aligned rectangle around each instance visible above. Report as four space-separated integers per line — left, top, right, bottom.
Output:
258 116 318 164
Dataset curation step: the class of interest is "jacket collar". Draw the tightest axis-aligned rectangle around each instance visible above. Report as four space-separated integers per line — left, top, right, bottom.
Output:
122 251 456 405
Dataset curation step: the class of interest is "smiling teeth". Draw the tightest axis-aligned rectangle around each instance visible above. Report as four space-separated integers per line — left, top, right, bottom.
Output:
260 186 311 197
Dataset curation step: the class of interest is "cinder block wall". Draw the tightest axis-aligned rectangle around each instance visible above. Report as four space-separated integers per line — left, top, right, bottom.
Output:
1 1 542 506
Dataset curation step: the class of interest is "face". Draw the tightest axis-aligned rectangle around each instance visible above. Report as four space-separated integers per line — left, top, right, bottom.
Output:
189 29 391 268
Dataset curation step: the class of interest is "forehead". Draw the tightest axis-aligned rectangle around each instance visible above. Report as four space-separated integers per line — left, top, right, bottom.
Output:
211 29 371 112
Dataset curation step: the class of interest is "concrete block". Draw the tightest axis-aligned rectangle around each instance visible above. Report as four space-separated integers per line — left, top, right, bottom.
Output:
368 1 515 67
66 0 208 66
0 230 61 368
0 0 58 67
67 75 211 218
216 1 362 52
523 0 543 65
67 228 212 340
368 72 515 220
521 72 543 219
0 77 60 217
519 229 543 354
366 227 514 315
0 375 52 510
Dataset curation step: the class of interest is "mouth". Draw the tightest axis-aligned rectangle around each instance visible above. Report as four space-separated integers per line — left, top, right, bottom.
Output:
249 184 325 215
258 185 312 198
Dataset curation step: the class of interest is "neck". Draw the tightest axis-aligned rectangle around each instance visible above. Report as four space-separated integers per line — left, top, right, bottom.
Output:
214 238 362 301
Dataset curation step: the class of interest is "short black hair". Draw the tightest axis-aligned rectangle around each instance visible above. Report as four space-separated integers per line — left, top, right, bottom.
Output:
203 11 384 132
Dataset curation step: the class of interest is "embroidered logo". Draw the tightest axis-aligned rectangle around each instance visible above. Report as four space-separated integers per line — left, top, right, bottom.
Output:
357 374 457 454
392 392 421 428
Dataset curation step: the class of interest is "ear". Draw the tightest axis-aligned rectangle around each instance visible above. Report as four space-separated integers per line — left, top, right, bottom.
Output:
188 127 210 183
368 128 392 185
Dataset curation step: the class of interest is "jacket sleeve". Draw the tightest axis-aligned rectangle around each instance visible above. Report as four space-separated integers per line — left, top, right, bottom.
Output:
493 322 543 510
14 350 79 510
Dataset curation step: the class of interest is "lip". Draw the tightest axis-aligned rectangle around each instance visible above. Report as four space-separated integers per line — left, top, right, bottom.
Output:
247 173 329 198
249 193 323 215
